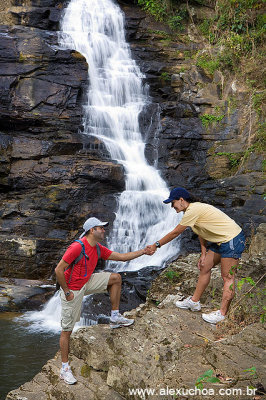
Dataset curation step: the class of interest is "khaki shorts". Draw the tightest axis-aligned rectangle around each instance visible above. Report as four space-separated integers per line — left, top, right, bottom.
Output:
60 272 111 331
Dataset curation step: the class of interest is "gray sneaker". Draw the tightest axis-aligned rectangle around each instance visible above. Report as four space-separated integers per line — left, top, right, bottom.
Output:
110 313 134 329
60 367 77 385
175 295 201 311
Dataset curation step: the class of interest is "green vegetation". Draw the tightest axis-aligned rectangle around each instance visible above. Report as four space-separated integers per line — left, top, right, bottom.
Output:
137 0 265 87
229 271 266 324
137 0 189 30
137 0 168 22
252 91 266 116
164 269 180 280
216 152 242 168
160 71 171 81
200 113 225 127
196 54 220 75
244 366 258 378
195 369 220 389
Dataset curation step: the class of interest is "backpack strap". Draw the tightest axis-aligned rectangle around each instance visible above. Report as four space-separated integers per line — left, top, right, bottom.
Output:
65 240 88 284
65 240 101 285
96 243 101 259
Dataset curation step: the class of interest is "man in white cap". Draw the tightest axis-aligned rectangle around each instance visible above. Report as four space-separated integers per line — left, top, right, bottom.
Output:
55 217 150 384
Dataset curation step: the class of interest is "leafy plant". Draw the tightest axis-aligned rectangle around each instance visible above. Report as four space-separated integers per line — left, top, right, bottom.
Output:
244 366 258 378
252 91 266 116
137 0 167 21
164 270 180 280
168 15 183 31
231 273 266 323
196 54 220 75
195 369 220 389
200 114 224 127
216 152 242 169
160 72 171 81
168 7 188 31
237 277 256 291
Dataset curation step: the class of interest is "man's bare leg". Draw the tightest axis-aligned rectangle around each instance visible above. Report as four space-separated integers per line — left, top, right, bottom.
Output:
60 331 72 363
107 273 122 310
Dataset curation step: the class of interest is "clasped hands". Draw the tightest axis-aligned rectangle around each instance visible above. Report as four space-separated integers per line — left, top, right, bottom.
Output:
143 243 157 256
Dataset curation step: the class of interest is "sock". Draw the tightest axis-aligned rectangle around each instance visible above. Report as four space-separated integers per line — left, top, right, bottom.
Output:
62 362 69 370
111 310 119 319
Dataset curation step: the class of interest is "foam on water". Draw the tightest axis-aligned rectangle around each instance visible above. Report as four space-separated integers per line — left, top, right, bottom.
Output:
59 0 182 271
22 0 182 331
18 292 98 333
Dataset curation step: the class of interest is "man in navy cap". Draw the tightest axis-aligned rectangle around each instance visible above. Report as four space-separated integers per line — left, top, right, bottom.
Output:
147 187 245 325
55 217 149 384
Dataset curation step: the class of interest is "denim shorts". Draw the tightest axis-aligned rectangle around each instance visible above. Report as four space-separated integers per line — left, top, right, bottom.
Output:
209 230 245 259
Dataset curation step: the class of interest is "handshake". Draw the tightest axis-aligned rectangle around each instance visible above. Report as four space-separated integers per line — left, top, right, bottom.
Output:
143 244 157 256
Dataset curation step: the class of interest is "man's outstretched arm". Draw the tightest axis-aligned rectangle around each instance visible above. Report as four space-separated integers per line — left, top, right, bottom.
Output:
108 248 148 262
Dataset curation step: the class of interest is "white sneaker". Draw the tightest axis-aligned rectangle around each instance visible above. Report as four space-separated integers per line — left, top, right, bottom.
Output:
175 296 201 311
60 366 77 384
110 313 134 329
202 310 225 324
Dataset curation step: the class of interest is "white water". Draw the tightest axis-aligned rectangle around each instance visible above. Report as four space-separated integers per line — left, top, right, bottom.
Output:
18 291 98 333
60 0 181 271
20 0 183 333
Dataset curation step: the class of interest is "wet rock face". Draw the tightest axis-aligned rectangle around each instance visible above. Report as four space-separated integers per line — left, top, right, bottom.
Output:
0 24 87 133
0 1 125 278
0 0 265 279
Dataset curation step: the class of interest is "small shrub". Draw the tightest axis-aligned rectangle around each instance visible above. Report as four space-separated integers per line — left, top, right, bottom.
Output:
200 113 225 127
164 270 180 281
216 152 242 169
160 72 171 81
195 369 220 390
196 54 220 75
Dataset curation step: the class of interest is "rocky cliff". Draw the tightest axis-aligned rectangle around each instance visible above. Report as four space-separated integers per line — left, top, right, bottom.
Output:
0 1 265 276
0 0 124 278
6 236 266 399
120 2 265 254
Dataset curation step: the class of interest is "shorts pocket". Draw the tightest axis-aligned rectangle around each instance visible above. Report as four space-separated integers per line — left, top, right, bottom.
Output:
61 308 74 330
229 239 234 251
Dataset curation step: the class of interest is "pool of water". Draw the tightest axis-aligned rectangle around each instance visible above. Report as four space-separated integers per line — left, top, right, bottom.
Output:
0 312 60 399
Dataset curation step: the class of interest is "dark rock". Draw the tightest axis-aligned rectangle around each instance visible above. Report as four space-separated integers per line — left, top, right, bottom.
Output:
81 265 162 323
0 277 55 311
0 0 265 280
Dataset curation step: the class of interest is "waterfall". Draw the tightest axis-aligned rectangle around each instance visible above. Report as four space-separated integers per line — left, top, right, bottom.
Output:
17 0 183 334
60 0 182 271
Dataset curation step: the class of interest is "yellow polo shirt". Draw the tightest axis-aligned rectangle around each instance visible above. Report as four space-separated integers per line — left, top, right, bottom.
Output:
180 202 241 244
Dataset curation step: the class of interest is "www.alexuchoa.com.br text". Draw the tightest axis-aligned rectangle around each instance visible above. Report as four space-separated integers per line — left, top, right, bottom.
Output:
128 386 257 398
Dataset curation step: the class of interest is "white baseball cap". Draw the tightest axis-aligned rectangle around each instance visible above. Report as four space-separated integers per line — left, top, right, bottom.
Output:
79 217 109 238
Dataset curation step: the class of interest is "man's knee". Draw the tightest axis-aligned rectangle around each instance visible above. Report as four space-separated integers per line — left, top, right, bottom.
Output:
108 273 122 286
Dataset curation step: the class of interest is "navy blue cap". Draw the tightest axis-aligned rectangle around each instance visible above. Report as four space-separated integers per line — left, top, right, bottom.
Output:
163 187 191 204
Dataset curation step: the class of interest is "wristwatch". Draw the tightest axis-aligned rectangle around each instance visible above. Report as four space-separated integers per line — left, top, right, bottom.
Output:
65 291 71 298
155 241 161 248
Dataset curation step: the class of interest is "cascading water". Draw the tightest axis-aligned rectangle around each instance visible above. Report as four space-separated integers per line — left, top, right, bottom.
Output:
60 0 182 270
18 0 183 333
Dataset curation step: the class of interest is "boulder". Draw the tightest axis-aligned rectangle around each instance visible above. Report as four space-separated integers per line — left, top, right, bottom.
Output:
0 277 55 311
